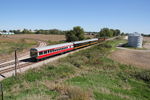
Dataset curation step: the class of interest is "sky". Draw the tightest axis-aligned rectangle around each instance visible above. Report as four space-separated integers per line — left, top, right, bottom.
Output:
0 0 150 34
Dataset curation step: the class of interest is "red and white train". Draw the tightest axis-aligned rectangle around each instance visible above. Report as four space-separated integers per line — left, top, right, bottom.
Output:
30 38 105 61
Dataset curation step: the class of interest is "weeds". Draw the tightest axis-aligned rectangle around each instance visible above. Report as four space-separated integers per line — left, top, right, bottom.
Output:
134 70 150 82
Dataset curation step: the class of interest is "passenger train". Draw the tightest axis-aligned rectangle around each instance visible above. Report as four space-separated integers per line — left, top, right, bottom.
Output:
30 38 105 61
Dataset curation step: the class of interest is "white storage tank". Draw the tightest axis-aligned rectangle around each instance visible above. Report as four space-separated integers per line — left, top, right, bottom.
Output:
128 33 143 48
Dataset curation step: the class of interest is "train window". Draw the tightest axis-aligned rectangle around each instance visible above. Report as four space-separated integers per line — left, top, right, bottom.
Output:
44 51 47 54
39 52 43 55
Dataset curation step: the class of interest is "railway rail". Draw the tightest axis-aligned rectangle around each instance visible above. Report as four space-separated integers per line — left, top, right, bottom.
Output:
0 61 15 68
0 62 33 75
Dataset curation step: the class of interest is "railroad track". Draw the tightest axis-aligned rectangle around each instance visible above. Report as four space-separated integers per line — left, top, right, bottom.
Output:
0 61 15 68
0 62 34 75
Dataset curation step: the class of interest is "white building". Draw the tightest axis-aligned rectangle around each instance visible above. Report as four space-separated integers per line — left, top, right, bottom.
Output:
128 33 143 48
0 32 14 35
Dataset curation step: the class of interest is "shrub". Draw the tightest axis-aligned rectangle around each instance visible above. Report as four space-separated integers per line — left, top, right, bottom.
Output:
134 70 150 82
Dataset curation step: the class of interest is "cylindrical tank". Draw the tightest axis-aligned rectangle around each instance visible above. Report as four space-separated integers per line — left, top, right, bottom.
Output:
128 33 143 48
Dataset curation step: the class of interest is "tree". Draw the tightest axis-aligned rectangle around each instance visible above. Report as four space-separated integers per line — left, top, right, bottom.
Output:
12 30 22 34
73 26 84 40
98 28 111 37
115 29 121 36
65 26 85 42
2 30 7 32
66 30 78 42
22 29 33 34
98 28 121 37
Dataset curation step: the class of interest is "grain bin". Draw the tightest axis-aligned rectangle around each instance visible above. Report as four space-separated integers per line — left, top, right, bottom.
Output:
128 33 143 48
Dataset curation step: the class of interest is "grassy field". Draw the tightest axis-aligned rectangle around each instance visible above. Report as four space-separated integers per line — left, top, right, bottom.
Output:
0 37 37 55
7 34 94 42
1 38 150 100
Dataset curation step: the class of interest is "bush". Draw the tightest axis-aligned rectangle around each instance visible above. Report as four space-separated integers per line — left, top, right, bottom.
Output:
135 71 150 82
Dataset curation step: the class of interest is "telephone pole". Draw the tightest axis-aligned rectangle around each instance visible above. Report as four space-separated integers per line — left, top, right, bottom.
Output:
15 50 17 76
0 83 3 100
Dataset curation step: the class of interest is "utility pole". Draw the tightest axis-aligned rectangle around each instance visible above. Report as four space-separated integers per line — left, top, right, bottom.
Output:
0 83 3 100
15 50 17 76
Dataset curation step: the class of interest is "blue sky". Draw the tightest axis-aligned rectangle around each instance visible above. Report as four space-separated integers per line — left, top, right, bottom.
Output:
0 0 150 34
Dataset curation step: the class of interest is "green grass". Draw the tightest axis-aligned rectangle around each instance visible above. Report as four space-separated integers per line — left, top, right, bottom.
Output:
1 38 150 100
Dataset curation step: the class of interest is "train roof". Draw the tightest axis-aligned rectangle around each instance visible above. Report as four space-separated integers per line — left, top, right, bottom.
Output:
31 42 73 51
73 38 98 44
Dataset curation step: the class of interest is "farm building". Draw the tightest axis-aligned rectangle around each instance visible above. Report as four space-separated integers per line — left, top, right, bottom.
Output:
128 33 143 48
0 32 14 35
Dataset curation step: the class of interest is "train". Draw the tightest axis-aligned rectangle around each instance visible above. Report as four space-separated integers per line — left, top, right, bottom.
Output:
30 38 106 61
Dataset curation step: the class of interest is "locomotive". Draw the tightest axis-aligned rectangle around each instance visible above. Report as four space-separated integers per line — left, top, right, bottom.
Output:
30 38 105 61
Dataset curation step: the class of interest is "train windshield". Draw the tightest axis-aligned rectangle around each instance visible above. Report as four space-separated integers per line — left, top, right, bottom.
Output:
30 49 38 57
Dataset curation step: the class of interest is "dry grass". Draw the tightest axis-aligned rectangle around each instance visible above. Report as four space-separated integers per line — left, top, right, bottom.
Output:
7 34 66 42
7 34 94 42
110 49 150 69
143 37 150 49
18 94 51 100
144 37 150 42
42 81 93 100
0 36 37 63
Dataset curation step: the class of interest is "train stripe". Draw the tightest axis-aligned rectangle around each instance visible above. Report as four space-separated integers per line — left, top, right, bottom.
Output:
37 48 73 59
74 41 97 49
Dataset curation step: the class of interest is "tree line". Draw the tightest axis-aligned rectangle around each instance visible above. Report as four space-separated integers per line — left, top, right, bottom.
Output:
97 28 122 37
8 29 66 35
1 27 124 41
65 27 123 42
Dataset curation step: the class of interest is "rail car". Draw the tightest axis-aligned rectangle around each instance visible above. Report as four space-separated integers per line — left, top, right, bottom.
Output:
73 38 98 49
30 38 104 61
30 43 74 61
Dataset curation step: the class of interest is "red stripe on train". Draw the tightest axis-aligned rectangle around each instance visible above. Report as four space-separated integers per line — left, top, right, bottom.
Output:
37 48 73 59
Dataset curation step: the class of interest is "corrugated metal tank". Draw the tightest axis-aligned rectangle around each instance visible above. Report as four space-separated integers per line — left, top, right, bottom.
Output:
128 33 143 48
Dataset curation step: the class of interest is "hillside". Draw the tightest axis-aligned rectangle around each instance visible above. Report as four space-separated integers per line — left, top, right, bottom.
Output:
1 38 150 100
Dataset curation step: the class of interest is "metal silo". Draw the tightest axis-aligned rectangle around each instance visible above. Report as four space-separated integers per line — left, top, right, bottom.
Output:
128 33 143 48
